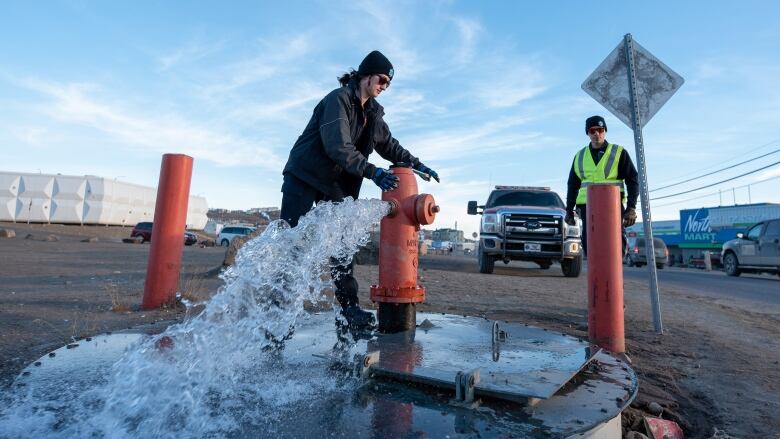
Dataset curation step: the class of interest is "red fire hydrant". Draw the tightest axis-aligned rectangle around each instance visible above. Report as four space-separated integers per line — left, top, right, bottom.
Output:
371 166 438 333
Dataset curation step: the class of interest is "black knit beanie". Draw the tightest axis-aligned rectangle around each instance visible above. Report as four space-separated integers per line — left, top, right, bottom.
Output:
358 50 394 79
585 115 607 133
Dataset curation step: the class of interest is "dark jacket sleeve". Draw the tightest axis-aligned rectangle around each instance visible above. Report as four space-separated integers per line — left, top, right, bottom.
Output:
617 149 639 210
566 159 581 212
373 118 420 168
318 91 374 179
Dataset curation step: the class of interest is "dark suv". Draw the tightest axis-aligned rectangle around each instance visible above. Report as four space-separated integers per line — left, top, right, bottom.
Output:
131 222 153 242
626 237 669 268
131 222 198 246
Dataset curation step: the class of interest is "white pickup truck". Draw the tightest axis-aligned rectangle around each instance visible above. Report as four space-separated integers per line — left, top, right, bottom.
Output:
467 186 583 277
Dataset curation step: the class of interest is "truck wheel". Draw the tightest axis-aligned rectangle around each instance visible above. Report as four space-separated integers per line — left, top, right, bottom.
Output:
478 250 495 274
561 254 582 277
221 239 230 247
723 252 741 277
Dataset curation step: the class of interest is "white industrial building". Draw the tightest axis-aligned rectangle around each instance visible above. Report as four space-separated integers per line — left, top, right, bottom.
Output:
0 171 208 229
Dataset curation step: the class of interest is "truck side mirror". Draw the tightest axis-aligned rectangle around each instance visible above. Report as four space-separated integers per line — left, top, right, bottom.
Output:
467 201 478 215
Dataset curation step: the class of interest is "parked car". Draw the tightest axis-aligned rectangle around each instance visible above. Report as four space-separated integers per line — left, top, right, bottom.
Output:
130 222 154 242
217 226 256 247
131 222 198 246
627 237 669 268
721 218 780 277
184 231 198 246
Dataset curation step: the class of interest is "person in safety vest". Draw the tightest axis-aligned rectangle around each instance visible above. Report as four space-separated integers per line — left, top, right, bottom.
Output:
565 115 639 255
280 50 440 331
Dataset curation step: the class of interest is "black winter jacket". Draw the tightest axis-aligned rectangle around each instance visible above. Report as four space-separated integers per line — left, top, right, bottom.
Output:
282 80 419 200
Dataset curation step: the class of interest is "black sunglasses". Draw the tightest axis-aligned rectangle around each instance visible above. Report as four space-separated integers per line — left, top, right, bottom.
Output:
376 75 391 87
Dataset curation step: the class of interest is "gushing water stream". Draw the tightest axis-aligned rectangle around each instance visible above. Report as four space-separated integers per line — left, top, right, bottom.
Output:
0 198 389 438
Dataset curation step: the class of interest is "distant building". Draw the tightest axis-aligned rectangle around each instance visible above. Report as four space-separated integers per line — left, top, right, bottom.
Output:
247 207 279 214
627 202 780 263
432 228 464 243
419 229 434 241
0 171 208 229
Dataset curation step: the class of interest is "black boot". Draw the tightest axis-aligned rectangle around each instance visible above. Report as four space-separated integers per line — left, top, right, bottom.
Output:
340 305 377 330
333 264 376 331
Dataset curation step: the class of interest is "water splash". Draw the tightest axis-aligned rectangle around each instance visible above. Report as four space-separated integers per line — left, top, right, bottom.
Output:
0 198 389 438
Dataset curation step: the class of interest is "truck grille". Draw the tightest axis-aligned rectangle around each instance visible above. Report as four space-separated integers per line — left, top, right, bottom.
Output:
503 214 562 242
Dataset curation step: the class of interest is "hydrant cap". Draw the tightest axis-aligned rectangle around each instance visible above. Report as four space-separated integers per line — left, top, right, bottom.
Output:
415 194 437 225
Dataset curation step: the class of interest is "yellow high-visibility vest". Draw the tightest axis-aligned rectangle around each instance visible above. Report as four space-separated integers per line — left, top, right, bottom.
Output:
573 143 626 205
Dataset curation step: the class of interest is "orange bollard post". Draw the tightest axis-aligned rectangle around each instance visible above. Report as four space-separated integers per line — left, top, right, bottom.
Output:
586 184 625 353
142 154 194 310
370 166 438 333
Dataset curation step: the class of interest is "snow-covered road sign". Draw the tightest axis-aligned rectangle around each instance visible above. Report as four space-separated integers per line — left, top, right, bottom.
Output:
582 38 684 129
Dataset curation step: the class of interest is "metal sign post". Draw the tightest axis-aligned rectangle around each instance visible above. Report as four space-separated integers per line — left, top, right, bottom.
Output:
582 33 685 334
624 34 662 333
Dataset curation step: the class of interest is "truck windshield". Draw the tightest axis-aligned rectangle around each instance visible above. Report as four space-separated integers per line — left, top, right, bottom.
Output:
487 191 564 209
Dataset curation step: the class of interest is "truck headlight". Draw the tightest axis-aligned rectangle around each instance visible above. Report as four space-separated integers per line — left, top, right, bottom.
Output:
482 213 498 233
565 219 581 238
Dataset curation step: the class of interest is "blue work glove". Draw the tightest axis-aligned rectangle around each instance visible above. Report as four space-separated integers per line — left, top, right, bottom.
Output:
414 163 440 183
371 168 399 192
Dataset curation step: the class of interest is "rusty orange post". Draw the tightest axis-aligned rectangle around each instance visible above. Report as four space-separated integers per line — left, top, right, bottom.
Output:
586 184 625 353
371 166 438 333
142 154 194 309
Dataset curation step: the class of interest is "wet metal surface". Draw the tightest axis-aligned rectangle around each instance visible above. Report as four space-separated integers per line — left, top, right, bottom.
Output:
14 333 145 391
361 313 600 401
13 313 636 438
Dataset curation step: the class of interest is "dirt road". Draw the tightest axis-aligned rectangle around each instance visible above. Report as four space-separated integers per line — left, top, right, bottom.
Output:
1 222 778 438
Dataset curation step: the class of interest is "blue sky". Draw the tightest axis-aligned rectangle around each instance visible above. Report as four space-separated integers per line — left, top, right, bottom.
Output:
2 1 779 236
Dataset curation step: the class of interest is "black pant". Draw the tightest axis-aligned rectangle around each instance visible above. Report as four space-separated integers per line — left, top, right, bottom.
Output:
576 204 627 256
280 174 359 309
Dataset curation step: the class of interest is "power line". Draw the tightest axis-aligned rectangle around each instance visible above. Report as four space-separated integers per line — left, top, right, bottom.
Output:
652 174 780 208
650 137 780 186
650 160 780 201
650 148 780 192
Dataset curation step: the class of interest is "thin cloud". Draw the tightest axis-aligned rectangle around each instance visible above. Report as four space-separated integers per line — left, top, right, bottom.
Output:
474 62 549 108
404 115 539 159
7 126 52 146
349 2 428 79
451 17 482 65
229 81 328 124
158 40 226 70
19 78 283 169
197 33 314 96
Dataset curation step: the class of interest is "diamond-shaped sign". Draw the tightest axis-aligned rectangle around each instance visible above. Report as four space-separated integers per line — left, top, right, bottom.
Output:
582 38 684 129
